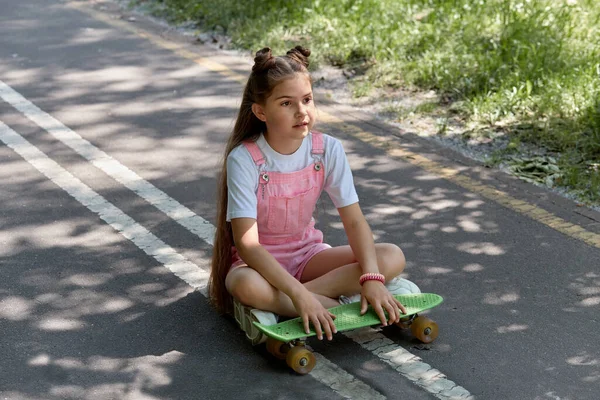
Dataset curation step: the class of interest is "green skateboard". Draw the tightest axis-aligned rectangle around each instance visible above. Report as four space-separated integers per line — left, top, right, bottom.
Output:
254 293 443 374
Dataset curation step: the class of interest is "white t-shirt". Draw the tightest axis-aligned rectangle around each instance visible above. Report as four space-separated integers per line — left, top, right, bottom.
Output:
226 132 359 221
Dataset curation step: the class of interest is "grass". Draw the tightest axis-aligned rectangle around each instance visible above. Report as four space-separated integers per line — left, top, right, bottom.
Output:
131 0 600 204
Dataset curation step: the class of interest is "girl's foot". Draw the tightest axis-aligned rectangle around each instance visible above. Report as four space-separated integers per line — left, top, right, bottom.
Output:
338 277 421 305
386 277 421 295
233 298 278 345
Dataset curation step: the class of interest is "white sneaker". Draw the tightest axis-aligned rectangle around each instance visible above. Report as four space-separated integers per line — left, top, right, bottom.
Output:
386 277 421 295
339 277 420 305
233 298 278 345
387 277 421 327
338 293 361 305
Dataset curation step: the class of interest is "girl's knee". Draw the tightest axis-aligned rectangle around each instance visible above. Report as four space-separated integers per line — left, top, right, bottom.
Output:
377 243 406 278
226 268 272 307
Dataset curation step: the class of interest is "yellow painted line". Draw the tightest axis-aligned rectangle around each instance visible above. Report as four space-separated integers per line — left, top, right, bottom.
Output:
69 2 600 250
69 3 248 82
318 113 600 249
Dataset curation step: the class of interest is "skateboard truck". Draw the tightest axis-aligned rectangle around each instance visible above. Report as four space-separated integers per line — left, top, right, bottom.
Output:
396 313 417 329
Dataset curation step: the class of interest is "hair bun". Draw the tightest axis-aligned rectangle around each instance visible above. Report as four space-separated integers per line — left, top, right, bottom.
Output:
252 47 276 72
286 46 311 68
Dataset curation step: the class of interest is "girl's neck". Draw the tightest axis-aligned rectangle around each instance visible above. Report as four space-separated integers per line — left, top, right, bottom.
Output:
263 132 304 155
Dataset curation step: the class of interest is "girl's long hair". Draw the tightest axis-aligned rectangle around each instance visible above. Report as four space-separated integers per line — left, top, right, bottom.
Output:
209 46 312 314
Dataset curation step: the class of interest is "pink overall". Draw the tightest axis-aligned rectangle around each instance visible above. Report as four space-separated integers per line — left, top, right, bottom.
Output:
230 132 330 280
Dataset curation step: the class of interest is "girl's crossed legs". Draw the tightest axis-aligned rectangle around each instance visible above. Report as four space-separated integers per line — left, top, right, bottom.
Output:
225 243 406 317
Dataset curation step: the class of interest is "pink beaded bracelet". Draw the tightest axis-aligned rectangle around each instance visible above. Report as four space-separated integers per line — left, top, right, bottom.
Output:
359 272 386 286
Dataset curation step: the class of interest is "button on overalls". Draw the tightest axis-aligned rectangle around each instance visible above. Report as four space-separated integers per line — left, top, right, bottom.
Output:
230 132 330 280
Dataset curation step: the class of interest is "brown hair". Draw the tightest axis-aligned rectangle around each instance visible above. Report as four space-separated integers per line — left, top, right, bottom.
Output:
209 46 312 314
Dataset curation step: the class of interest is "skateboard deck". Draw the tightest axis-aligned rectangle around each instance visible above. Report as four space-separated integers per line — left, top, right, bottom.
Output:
255 293 443 342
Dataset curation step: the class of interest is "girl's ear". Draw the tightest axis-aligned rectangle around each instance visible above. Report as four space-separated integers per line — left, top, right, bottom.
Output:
251 103 267 122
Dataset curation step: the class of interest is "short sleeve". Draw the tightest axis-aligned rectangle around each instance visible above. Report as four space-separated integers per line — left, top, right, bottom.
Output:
226 148 259 221
324 137 359 208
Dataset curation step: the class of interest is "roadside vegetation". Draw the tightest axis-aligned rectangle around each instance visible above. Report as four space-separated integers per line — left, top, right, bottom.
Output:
131 0 600 205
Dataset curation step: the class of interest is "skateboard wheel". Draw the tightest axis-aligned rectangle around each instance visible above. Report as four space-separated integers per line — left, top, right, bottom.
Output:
286 346 316 375
411 316 439 344
266 337 289 360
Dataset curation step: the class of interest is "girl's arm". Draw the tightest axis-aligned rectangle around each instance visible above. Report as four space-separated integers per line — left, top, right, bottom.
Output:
231 217 336 340
338 203 405 324
338 203 379 274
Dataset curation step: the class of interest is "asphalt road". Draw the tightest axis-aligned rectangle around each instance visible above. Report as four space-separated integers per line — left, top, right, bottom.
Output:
1 1 599 399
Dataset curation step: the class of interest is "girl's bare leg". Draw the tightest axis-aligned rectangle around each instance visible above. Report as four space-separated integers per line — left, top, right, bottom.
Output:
300 243 406 299
225 243 405 315
225 266 339 317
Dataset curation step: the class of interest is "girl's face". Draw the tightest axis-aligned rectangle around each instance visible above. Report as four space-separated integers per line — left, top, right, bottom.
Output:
252 73 316 154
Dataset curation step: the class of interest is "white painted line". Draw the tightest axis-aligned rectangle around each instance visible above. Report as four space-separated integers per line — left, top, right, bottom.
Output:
0 119 384 400
312 353 385 400
0 120 209 291
0 80 215 246
346 329 473 399
0 80 473 399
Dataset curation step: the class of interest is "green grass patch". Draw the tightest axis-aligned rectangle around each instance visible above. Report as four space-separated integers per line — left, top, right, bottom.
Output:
131 0 600 204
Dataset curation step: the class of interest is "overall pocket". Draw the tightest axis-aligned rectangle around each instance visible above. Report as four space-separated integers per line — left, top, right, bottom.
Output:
266 186 319 234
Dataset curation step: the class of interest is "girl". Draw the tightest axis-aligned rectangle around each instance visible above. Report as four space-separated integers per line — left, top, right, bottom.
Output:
209 46 419 344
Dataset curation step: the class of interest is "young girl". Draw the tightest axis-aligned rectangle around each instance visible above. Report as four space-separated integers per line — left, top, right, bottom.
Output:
209 46 419 344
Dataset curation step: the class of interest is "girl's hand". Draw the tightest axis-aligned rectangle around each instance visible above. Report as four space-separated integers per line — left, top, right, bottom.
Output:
291 290 337 340
360 281 407 326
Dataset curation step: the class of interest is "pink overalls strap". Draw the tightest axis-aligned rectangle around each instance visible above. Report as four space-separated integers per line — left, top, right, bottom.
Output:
243 140 266 166
243 132 324 166
311 131 324 156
